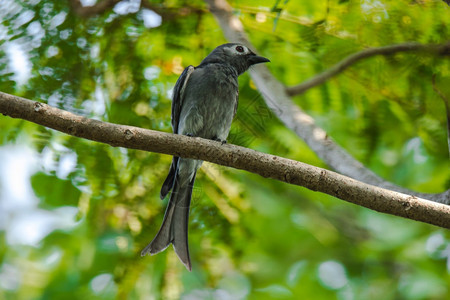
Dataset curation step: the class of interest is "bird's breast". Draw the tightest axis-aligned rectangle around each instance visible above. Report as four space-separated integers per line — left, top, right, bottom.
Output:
181 68 238 139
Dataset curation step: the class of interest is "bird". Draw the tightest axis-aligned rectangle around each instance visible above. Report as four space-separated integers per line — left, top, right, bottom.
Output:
141 43 270 271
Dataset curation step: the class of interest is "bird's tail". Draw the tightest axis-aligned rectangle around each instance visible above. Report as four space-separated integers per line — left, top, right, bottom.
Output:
141 170 197 271
160 157 178 200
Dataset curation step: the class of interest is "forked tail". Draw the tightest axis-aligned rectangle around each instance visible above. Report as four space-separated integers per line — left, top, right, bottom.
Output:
141 171 197 271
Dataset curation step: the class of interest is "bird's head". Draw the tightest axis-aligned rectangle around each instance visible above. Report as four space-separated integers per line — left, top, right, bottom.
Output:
200 43 270 75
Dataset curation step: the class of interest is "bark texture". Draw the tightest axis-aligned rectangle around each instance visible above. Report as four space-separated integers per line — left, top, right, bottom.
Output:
1 91 449 228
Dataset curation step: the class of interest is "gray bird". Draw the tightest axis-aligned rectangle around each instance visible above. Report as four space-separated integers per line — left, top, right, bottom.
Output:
141 43 270 271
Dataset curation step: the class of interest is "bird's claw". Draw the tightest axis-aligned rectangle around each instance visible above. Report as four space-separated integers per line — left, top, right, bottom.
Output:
212 137 227 145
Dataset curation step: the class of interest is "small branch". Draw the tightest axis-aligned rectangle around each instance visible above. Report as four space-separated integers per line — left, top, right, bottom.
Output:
286 42 450 96
205 0 449 204
432 75 450 158
1 91 449 228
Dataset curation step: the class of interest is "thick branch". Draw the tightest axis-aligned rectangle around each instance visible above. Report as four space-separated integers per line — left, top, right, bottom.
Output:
1 92 449 228
205 0 449 204
286 42 450 96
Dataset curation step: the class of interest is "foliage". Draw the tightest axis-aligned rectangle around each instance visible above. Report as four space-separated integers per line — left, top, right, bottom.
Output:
0 0 449 299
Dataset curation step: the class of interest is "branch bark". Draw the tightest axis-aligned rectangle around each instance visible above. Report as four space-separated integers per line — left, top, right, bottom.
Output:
1 91 449 228
286 42 450 97
205 0 449 204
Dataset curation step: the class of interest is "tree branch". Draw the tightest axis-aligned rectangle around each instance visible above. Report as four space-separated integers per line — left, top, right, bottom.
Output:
1 91 449 228
286 42 450 97
205 0 449 204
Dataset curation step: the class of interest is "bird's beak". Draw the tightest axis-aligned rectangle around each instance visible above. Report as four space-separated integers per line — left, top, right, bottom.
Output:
248 54 270 65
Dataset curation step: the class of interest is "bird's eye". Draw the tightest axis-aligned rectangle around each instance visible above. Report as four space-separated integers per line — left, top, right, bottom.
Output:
235 46 244 53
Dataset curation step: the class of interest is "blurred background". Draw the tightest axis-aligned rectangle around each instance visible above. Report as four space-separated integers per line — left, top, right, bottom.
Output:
0 0 449 299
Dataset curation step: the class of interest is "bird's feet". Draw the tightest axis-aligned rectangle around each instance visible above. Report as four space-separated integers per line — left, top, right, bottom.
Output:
212 136 227 145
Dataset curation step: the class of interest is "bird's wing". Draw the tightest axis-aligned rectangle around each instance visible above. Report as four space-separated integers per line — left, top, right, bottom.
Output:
233 90 239 118
172 65 195 134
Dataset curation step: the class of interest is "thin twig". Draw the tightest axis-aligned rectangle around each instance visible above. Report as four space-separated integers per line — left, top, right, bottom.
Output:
286 42 450 96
